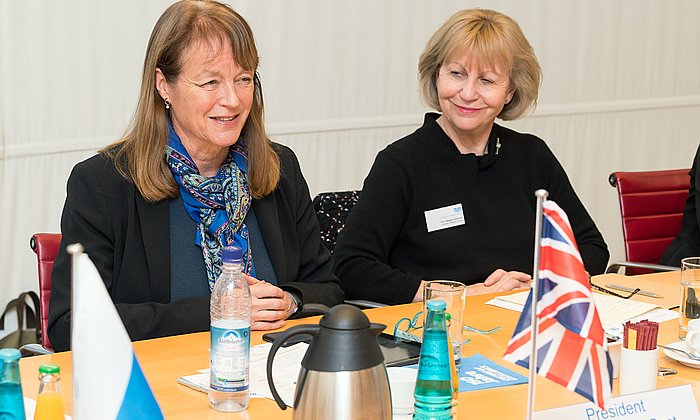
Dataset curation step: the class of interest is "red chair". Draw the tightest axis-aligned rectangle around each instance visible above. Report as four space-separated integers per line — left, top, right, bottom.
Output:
606 169 690 275
29 233 62 351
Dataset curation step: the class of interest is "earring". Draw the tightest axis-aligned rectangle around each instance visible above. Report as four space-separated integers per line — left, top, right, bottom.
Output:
164 99 171 110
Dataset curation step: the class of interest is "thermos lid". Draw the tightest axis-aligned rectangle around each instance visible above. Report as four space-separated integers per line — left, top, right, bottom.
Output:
319 304 371 330
304 304 386 371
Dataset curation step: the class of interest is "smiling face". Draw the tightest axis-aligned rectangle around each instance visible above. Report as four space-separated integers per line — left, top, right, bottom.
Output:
156 38 254 173
436 51 514 150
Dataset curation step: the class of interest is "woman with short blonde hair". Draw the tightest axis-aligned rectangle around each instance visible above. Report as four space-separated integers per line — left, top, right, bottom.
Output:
418 8 541 122
335 8 608 305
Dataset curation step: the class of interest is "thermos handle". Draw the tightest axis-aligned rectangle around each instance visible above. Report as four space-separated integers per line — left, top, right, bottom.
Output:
299 303 329 316
266 324 320 410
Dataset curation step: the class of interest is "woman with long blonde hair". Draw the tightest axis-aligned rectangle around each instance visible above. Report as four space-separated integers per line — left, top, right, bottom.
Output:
48 0 343 352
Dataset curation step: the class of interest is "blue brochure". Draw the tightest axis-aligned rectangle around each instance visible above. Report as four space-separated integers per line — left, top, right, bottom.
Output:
458 353 527 392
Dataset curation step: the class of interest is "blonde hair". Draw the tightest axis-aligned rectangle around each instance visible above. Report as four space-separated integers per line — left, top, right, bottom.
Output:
418 8 541 121
104 0 279 202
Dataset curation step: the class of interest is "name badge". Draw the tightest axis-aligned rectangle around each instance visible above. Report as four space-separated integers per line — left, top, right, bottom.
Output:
425 204 465 233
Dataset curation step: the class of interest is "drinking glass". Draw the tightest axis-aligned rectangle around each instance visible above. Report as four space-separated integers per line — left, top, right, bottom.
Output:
423 280 466 371
680 257 700 340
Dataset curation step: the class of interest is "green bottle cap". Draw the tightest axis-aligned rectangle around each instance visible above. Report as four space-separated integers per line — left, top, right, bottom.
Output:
39 364 60 374
0 348 21 362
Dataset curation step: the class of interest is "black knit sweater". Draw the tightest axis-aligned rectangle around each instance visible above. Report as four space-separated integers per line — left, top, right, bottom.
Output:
333 113 609 304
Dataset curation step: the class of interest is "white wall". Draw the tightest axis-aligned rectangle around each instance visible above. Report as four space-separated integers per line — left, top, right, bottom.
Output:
1 0 699 306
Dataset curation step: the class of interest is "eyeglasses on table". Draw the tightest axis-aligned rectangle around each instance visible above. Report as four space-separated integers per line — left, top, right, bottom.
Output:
393 311 500 344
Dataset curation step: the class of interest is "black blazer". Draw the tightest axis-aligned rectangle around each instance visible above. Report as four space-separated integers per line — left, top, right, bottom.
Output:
48 143 344 351
661 145 700 266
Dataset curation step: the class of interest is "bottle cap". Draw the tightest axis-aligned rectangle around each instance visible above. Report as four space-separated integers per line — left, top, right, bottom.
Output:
39 364 60 374
221 246 243 264
426 299 447 310
0 348 21 362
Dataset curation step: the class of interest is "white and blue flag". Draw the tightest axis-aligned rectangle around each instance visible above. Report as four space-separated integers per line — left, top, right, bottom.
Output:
71 252 164 419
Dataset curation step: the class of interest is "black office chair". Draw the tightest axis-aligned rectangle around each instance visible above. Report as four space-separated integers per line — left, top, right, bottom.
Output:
312 190 361 255
312 190 385 309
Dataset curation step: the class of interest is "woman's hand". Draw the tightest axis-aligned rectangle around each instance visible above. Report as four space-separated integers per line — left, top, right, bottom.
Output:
412 270 531 302
243 274 296 330
482 269 532 292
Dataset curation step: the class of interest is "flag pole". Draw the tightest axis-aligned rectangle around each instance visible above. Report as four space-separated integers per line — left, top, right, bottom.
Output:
67 243 84 420
67 243 85 341
526 190 548 420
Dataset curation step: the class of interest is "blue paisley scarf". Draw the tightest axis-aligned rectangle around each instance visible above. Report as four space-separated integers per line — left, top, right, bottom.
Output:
165 124 255 290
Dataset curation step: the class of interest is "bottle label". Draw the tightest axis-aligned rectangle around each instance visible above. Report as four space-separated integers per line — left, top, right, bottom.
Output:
417 330 452 382
210 324 250 392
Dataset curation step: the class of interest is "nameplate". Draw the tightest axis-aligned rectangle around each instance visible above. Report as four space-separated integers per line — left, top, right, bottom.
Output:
424 203 465 233
534 385 698 419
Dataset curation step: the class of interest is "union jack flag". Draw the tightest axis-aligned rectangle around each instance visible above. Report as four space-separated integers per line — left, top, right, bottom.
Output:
503 200 612 409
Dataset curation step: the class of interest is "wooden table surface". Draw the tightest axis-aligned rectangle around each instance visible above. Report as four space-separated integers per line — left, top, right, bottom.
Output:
19 271 698 419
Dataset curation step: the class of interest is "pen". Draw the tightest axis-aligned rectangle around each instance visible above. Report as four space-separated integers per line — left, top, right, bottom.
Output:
605 284 663 299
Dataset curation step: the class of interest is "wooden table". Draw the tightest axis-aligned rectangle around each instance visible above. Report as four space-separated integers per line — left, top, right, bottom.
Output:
19 271 698 419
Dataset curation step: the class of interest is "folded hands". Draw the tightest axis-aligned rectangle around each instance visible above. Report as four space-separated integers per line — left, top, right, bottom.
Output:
242 274 298 331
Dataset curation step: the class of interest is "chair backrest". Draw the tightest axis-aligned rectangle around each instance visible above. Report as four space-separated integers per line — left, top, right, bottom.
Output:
312 191 361 254
29 233 62 350
609 169 690 274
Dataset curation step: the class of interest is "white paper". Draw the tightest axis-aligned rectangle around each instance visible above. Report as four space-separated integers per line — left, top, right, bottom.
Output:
484 297 524 312
177 342 308 406
603 308 679 340
486 291 677 338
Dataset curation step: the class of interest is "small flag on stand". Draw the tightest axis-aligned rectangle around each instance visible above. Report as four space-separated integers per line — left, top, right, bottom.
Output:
503 199 612 410
70 244 164 419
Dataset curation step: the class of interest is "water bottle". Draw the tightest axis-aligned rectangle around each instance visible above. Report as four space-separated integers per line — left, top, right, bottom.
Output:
209 246 251 412
0 348 26 420
34 364 64 420
413 300 453 420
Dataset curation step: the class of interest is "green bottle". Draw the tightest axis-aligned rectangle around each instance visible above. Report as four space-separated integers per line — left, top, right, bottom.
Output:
0 348 26 420
413 300 453 420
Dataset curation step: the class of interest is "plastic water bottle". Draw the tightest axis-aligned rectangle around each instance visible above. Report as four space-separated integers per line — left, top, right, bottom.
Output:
34 364 64 420
413 300 453 420
0 348 26 420
209 246 251 412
